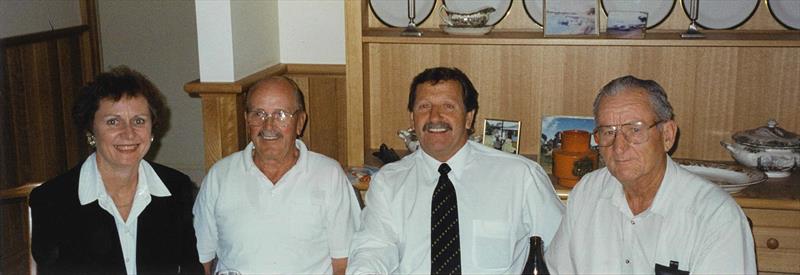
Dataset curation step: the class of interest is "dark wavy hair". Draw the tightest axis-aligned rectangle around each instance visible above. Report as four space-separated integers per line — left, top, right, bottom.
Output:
408 67 479 133
72 66 167 136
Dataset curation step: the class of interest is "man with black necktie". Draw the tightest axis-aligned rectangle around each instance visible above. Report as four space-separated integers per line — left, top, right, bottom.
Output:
347 67 565 274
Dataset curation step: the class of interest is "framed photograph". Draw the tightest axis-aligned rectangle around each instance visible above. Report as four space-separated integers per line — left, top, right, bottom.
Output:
607 11 648 38
482 119 521 154
544 0 600 36
539 115 596 174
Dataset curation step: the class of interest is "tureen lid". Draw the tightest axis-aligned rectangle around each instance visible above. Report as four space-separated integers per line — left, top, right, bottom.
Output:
732 119 800 148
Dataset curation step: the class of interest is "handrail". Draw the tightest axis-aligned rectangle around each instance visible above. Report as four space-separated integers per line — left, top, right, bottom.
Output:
0 183 42 200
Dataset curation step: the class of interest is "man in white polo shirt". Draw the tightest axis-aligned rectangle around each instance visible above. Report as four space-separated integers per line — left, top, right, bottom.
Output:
545 75 756 274
193 76 361 274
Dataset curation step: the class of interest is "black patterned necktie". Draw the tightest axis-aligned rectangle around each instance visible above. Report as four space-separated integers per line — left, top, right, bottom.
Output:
431 163 461 275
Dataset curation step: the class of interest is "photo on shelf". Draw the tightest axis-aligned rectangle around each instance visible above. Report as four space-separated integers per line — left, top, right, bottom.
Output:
539 115 596 174
482 118 521 154
544 0 600 36
607 11 648 38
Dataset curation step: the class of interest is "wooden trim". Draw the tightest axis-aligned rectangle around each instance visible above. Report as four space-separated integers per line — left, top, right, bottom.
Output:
184 63 287 95
0 26 89 47
345 0 366 166
362 30 800 47
79 0 102 79
736 197 800 211
0 183 42 200
286 64 346 75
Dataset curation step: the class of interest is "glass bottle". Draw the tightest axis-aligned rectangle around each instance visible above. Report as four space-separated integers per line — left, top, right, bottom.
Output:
522 236 549 275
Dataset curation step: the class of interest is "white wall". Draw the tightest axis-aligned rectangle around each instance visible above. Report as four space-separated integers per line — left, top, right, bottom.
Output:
232 0 280 79
98 0 205 183
0 0 81 38
278 0 345 64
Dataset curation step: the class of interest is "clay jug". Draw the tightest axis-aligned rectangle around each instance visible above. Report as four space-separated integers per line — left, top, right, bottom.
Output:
552 130 598 188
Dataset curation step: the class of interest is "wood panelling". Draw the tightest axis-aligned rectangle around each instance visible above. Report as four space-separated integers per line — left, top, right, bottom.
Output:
185 64 348 170
1 26 90 189
366 0 791 31
362 43 800 160
1 25 95 275
291 74 348 163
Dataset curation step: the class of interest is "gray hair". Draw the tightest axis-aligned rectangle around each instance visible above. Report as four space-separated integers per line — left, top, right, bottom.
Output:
245 76 306 112
592 75 674 122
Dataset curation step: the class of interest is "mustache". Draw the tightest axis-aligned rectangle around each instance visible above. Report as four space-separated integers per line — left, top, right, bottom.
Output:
258 130 283 139
422 122 452 132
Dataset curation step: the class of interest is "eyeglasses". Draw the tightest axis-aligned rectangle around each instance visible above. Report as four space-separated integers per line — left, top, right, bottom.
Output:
246 109 299 126
593 120 665 147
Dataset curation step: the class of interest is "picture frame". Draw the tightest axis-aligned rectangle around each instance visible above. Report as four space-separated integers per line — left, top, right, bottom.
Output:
538 115 596 174
607 11 648 38
482 119 521 154
543 0 600 36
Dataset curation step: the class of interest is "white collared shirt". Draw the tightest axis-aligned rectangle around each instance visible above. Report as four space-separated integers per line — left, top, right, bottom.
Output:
347 141 565 274
77 153 172 275
193 140 361 274
545 156 757 274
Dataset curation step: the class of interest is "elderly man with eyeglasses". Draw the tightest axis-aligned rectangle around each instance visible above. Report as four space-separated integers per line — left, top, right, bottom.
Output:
193 76 361 275
545 75 756 274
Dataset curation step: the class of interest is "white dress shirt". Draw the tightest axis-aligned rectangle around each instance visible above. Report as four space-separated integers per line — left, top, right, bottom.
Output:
77 153 172 275
347 141 565 274
545 156 757 274
193 140 361 274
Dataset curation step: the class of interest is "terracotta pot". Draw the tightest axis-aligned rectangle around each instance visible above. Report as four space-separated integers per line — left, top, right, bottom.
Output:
553 130 598 188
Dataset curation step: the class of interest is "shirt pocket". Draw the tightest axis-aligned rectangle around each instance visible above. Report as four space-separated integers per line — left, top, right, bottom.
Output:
289 195 325 242
471 220 512 269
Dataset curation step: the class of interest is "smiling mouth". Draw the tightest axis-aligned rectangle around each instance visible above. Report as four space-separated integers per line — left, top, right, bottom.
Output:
258 130 282 140
423 122 452 133
114 144 139 151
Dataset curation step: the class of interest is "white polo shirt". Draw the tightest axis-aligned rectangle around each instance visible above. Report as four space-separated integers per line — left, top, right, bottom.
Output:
193 140 361 274
545 156 757 274
78 153 172 275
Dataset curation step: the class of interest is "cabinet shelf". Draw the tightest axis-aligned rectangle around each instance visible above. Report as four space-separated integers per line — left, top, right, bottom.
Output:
362 29 800 47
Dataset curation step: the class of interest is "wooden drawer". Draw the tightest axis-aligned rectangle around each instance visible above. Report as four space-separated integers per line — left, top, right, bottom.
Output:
743 208 800 273
743 209 800 229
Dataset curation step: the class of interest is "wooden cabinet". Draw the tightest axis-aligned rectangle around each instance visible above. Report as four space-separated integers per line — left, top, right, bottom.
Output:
345 0 800 273
737 176 800 274
344 0 800 167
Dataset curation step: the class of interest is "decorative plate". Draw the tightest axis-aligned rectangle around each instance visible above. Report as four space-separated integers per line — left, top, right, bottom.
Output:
442 0 513 26
602 0 676 29
369 0 436 28
676 159 767 194
681 0 759 29
523 0 545 27
441 24 495 35
767 0 800 30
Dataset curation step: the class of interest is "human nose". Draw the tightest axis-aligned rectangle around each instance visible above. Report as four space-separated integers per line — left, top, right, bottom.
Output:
429 105 445 120
611 130 629 152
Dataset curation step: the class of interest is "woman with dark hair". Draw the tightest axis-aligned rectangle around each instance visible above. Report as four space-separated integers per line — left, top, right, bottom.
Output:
29 66 202 274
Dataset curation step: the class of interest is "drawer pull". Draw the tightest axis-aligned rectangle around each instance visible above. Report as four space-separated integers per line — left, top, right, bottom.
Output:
766 238 779 249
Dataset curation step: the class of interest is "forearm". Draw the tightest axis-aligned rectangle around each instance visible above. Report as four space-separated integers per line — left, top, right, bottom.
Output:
201 259 215 275
332 258 348 275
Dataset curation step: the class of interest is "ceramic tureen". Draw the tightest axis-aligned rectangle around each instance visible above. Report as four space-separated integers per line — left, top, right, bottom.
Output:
721 119 800 178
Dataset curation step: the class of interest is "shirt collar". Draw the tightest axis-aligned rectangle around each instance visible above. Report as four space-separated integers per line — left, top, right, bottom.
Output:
243 139 309 175
418 140 473 180
78 153 171 206
606 155 674 217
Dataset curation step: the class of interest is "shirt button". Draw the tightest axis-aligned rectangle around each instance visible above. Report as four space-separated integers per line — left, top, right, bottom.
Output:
630 220 636 225
625 259 630 264
125 257 130 262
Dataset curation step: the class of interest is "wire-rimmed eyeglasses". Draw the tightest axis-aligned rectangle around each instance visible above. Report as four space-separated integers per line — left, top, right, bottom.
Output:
245 109 299 127
593 120 665 147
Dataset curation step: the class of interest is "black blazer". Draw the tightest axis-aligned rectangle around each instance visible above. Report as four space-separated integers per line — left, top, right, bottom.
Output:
29 161 203 275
